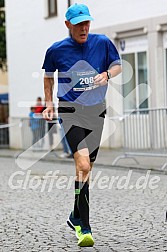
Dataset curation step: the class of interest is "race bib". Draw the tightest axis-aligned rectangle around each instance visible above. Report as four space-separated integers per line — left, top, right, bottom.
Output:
72 70 99 91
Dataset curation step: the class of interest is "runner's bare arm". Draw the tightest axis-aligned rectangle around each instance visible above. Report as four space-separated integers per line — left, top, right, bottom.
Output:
43 75 54 121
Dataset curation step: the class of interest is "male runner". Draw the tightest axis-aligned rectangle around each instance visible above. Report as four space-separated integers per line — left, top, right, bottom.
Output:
42 3 121 247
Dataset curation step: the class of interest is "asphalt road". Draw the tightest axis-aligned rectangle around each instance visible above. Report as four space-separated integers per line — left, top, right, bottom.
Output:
0 157 167 252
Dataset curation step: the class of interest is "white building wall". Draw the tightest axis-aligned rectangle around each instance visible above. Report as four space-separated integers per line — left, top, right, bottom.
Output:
6 0 68 118
71 0 167 29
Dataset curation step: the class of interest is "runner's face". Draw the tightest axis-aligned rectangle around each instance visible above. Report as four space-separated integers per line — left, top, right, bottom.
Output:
66 21 90 44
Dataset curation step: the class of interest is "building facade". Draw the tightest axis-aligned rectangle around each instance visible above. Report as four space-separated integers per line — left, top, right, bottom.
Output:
5 0 167 149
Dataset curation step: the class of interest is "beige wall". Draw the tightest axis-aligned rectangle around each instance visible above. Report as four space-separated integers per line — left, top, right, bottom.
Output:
0 70 8 93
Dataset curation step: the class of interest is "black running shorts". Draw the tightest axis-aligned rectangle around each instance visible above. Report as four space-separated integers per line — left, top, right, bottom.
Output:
58 101 106 162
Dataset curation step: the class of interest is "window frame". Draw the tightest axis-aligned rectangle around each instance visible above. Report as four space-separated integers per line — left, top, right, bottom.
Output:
48 0 57 18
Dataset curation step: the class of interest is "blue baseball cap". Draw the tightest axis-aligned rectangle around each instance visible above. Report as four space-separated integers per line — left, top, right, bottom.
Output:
65 3 94 25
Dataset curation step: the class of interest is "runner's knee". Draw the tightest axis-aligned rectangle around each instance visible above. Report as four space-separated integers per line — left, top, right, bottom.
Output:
76 158 91 175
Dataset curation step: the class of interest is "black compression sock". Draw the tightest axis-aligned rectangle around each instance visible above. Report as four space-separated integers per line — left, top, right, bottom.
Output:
78 181 91 230
73 181 80 219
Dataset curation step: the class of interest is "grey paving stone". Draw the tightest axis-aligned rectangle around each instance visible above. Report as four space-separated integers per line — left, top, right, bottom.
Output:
0 157 167 251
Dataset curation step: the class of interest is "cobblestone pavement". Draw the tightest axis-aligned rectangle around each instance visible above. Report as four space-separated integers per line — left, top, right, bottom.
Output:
0 157 167 252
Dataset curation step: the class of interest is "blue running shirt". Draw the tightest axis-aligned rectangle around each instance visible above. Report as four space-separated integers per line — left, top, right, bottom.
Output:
42 34 121 106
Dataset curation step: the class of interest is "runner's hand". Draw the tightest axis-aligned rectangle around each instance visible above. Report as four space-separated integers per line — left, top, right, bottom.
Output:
94 72 108 86
42 107 54 121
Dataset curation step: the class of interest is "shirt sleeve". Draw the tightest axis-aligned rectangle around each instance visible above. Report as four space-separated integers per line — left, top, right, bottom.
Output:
42 46 57 76
106 37 121 69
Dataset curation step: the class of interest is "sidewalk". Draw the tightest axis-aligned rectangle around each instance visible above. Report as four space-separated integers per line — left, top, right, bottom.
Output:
0 147 167 173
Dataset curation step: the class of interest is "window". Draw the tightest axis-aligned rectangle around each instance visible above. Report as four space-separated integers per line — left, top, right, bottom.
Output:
122 51 148 112
138 52 148 110
48 0 57 17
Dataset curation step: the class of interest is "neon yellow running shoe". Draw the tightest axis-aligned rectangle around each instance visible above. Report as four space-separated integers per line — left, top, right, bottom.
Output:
78 230 94 247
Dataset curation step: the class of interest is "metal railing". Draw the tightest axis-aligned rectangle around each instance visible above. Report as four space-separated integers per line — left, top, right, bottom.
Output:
0 118 61 151
20 118 59 150
1 108 167 169
21 118 47 150
112 108 167 169
123 108 167 149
